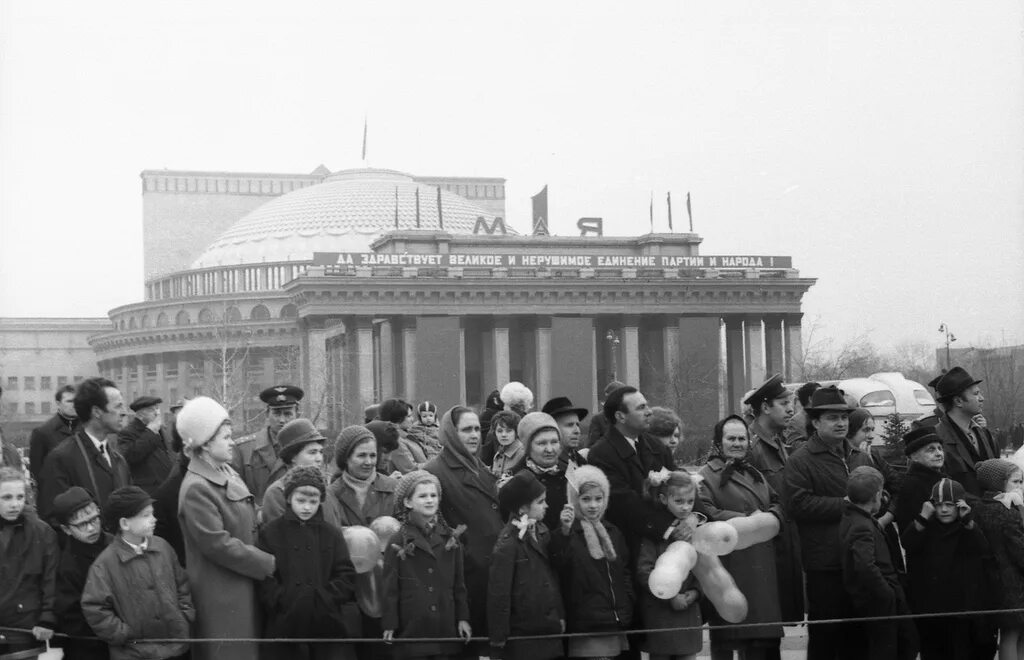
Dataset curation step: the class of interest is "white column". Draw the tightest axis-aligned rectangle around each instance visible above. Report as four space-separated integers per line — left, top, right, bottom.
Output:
535 318 552 404
401 319 417 401
622 321 640 388
493 317 511 388
744 316 766 388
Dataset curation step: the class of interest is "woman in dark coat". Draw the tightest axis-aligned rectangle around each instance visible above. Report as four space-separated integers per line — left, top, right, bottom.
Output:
511 412 570 533
894 428 948 533
423 406 503 648
699 415 785 660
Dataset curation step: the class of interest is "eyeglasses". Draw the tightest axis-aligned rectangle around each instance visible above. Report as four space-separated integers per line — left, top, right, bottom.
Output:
69 515 101 530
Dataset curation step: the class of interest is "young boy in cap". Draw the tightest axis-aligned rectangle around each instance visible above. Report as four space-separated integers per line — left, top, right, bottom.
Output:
839 466 918 660
488 470 565 660
81 485 194 660
53 486 112 660
258 464 359 660
902 478 995 660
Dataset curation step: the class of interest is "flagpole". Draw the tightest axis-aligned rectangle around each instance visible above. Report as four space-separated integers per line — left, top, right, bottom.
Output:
394 186 399 229
437 186 444 230
667 191 673 232
361 116 368 166
686 192 693 232
415 187 421 228
649 191 654 233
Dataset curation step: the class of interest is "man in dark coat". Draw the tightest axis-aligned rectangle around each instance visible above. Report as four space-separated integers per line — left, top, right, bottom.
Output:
38 377 131 524
29 385 78 487
785 381 820 450
116 396 172 495
932 367 999 498
784 385 874 660
231 384 302 505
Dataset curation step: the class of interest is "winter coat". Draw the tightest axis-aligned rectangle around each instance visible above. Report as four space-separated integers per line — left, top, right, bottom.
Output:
0 513 58 641
230 427 285 505
587 427 680 553
746 417 805 620
487 521 564 660
260 473 342 526
491 443 525 478
388 433 428 475
382 519 471 660
512 464 568 533
153 454 188 565
936 416 1000 498
407 423 442 460
636 537 702 655
116 417 173 495
178 456 275 660
587 412 610 448
902 516 993 618
973 492 1024 628
549 519 634 634
80 535 193 660
699 457 784 641
29 413 77 484
55 533 112 641
258 508 360 639
784 433 873 570
839 504 903 616
894 461 945 534
423 450 503 635
38 430 131 524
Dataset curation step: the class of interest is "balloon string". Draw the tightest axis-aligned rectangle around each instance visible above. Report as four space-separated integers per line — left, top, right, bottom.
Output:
1 607 1013 645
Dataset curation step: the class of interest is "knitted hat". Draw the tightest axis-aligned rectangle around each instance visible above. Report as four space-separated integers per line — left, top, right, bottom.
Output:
278 418 326 464
283 464 326 500
103 486 153 532
498 470 546 520
176 397 230 455
52 486 96 525
566 464 611 514
517 412 560 450
976 459 1021 492
366 420 400 453
393 470 442 514
334 425 376 469
931 478 966 504
903 427 942 456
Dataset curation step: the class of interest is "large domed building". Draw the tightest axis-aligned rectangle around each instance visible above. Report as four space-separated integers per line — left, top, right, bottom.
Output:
90 164 814 437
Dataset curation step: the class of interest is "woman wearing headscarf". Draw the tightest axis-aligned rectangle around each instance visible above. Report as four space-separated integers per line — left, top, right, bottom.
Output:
423 405 503 654
177 397 275 660
699 414 785 660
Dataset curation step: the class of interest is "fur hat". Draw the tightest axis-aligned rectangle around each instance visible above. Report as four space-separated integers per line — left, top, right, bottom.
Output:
176 397 230 455
976 459 1021 493
498 470 546 520
500 381 534 412
334 425 376 469
517 412 560 450
393 470 442 515
931 478 966 504
102 486 153 532
283 465 326 500
52 486 96 525
566 464 611 514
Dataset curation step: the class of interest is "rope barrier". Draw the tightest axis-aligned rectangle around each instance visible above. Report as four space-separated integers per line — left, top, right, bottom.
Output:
0 606 1011 645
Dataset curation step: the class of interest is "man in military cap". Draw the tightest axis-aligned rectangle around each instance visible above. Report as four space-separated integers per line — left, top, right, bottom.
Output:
116 396 173 495
231 384 303 505
932 367 999 497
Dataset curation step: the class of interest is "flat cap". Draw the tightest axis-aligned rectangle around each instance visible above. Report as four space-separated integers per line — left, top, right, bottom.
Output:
129 396 163 412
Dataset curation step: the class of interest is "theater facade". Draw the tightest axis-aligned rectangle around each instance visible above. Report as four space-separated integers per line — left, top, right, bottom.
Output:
89 166 815 435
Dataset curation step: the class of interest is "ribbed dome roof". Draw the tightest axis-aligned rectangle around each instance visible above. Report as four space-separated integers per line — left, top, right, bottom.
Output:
192 168 504 268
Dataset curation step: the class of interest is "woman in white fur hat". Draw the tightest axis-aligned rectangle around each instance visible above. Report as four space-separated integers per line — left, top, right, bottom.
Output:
176 396 276 660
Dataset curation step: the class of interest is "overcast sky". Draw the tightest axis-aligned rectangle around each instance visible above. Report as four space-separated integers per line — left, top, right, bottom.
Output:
2 1 1021 354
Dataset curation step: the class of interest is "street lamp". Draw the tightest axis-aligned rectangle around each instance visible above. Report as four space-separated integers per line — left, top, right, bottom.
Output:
606 330 621 381
938 323 957 369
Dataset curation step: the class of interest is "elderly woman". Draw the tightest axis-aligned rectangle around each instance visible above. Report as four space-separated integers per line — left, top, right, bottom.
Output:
177 397 275 660
326 424 398 660
699 414 785 660
424 406 503 650
511 412 570 532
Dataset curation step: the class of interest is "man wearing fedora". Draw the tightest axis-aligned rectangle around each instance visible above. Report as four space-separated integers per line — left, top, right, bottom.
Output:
116 395 173 495
541 395 590 469
784 385 874 660
932 366 999 497
231 384 303 505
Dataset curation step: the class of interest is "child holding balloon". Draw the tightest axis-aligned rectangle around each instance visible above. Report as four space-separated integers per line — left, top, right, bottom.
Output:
635 471 703 660
257 465 360 660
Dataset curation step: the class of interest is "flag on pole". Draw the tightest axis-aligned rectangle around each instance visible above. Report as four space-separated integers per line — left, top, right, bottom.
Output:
361 117 367 161
686 192 693 232
532 185 549 235
415 187 421 228
437 186 444 230
649 192 654 233
667 191 673 231
394 186 399 229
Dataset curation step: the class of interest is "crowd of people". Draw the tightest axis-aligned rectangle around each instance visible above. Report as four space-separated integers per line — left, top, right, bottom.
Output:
0 365 1022 660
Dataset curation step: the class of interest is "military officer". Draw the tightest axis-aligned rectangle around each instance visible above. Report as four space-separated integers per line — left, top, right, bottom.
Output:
230 384 303 505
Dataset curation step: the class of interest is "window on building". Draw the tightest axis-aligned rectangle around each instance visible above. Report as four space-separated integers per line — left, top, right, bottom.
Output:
25 402 35 415
5 402 16 415
165 363 179 378
40 376 51 390
24 377 35 390
41 402 51 415
6 377 16 390
57 376 68 388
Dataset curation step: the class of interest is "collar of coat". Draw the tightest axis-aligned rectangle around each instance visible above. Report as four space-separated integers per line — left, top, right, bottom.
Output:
805 433 858 458
440 450 498 502
606 426 648 461
749 417 785 451
112 535 159 563
844 501 881 526
187 456 252 501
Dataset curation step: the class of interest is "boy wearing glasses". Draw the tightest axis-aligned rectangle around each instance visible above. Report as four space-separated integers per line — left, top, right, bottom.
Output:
54 486 112 660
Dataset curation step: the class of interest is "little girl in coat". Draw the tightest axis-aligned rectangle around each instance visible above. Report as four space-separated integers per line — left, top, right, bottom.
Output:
382 470 471 660
636 471 703 660
487 470 565 660
550 464 634 660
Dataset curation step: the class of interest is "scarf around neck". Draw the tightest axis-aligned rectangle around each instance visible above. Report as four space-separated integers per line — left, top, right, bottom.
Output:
710 443 764 486
342 469 374 511
579 517 617 561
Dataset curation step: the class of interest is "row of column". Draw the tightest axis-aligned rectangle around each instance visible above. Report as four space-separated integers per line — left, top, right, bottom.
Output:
723 314 803 412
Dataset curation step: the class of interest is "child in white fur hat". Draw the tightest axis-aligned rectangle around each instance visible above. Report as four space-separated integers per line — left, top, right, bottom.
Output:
549 464 634 659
